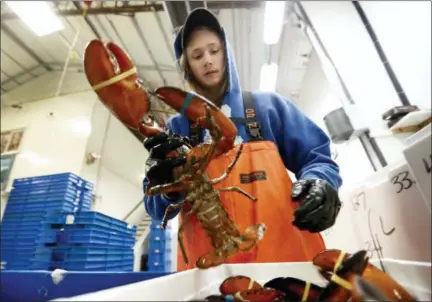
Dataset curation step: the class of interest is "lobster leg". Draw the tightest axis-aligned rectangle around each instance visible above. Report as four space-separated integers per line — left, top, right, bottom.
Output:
218 187 257 201
210 144 243 185
161 201 185 229
177 209 195 265
147 176 192 196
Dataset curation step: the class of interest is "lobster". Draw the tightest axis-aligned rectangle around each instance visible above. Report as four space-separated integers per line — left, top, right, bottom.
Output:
206 249 417 301
313 249 417 301
83 40 266 269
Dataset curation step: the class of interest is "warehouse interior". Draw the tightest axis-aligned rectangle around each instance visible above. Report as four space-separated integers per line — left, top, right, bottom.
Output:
0 1 431 301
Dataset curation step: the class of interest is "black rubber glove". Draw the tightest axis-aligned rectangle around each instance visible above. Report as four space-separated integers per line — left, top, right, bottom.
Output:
291 179 342 233
143 132 189 200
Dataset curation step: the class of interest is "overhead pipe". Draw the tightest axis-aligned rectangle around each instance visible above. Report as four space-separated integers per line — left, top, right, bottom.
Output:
352 1 411 107
294 1 388 169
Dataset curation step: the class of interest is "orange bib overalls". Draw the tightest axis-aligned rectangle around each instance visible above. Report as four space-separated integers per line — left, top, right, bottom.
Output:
176 92 326 271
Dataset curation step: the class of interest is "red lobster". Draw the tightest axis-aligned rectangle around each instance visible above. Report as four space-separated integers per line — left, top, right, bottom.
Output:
83 40 266 269
205 249 418 301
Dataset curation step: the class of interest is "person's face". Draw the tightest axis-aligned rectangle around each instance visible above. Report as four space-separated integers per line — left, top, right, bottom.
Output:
185 29 225 89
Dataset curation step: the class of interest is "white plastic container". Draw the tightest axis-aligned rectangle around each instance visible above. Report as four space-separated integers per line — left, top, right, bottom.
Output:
52 260 431 301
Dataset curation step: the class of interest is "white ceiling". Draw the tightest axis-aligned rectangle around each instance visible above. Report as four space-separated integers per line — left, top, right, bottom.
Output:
1 1 312 123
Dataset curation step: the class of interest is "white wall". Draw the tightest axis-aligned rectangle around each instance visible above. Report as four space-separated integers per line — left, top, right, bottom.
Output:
360 1 431 111
296 51 375 192
80 101 149 224
1 71 148 225
301 1 431 168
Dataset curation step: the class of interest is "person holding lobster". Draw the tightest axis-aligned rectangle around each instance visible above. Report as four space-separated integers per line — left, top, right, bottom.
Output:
143 7 343 271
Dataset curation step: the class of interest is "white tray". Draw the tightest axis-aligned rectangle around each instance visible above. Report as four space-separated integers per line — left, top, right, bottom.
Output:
52 259 431 301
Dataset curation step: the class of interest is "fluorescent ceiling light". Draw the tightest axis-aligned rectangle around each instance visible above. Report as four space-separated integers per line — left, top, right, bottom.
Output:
263 1 286 45
260 63 279 92
5 1 63 37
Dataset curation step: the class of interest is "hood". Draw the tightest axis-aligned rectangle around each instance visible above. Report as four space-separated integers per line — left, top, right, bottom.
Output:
173 27 244 118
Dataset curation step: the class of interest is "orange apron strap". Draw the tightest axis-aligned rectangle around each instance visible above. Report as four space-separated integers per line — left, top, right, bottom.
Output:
188 90 264 146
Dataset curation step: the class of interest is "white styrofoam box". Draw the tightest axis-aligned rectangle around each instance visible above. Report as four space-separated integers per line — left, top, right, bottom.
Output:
402 124 431 212
52 260 430 301
390 110 431 133
322 185 366 253
323 155 431 264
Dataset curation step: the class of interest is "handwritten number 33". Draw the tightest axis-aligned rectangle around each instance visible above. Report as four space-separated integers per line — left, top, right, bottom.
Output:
391 171 414 194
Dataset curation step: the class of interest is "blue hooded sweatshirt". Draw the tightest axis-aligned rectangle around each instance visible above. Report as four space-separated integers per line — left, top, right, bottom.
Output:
143 27 342 221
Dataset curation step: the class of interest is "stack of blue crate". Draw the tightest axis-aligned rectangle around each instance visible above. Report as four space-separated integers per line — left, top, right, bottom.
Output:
32 211 137 271
147 219 172 272
1 173 93 270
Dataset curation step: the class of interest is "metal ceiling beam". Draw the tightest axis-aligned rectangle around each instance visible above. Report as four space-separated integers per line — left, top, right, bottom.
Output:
1 1 261 20
1 48 38 78
131 16 167 85
0 4 165 20
1 23 52 71
164 1 262 29
1 66 44 87
50 62 176 72
1 70 20 87
72 1 102 39
0 61 177 87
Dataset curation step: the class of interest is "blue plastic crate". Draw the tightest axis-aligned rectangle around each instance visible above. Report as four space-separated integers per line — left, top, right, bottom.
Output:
63 259 134 270
2 210 47 220
0 220 43 231
73 211 136 232
43 210 75 225
34 246 133 262
25 182 93 195
12 173 93 190
149 237 172 251
1 246 35 254
7 193 93 206
0 241 39 250
65 221 136 236
1 229 43 241
1 249 36 261
34 251 133 263
1 253 35 263
148 250 172 264
31 258 134 271
148 245 172 254
4 199 80 213
38 230 135 248
2 260 33 270
79 201 92 211
65 227 134 240
148 259 171 272
150 222 171 230
149 228 171 241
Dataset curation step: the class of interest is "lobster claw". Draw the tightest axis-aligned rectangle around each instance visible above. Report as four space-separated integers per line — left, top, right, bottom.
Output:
313 249 417 302
154 86 238 154
83 40 161 137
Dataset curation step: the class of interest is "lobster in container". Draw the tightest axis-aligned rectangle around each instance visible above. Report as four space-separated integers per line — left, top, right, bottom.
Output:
83 40 266 269
205 249 418 301
312 249 417 301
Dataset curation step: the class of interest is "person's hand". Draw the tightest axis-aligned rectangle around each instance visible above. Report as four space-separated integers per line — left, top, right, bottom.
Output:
291 179 342 233
144 132 189 199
